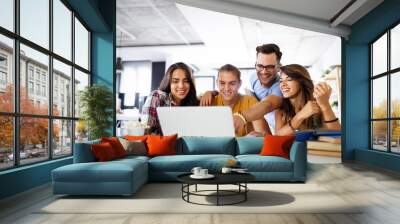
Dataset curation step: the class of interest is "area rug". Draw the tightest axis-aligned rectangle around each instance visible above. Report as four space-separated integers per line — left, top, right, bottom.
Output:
38 183 361 214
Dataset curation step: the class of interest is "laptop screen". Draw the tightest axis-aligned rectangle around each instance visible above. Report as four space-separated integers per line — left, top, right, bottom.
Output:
157 106 235 137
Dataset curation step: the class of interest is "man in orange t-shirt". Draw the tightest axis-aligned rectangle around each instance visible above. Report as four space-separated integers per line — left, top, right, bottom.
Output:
209 64 270 137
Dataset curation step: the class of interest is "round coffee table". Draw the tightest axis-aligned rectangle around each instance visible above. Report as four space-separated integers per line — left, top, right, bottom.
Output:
177 173 255 206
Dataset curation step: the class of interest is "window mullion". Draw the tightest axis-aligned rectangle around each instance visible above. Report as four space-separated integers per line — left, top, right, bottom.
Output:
48 0 54 160
370 45 373 149
387 30 391 152
13 0 21 167
71 10 76 154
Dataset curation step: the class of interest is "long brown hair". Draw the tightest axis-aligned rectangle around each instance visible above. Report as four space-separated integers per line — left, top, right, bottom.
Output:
280 64 321 129
158 62 199 106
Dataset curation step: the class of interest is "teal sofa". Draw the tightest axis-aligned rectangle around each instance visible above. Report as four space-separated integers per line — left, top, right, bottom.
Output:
52 137 307 196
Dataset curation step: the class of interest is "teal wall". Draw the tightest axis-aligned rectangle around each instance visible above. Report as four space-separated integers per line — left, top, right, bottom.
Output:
0 0 116 200
91 0 116 135
343 0 400 171
0 158 72 199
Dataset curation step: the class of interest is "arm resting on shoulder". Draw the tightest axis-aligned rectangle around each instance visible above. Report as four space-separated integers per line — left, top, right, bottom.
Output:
251 118 271 136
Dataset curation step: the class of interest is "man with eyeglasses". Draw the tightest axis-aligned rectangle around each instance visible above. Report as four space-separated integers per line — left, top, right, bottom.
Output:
243 44 283 134
200 44 283 135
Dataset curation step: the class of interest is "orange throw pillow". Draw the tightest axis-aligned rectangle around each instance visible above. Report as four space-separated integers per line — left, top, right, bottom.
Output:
146 134 177 157
124 135 148 142
101 137 127 158
260 135 295 159
91 142 117 161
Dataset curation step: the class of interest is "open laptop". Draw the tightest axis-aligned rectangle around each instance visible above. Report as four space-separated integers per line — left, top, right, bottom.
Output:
157 106 235 137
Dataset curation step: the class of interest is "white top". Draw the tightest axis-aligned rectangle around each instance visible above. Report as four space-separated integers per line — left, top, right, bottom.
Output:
157 106 235 137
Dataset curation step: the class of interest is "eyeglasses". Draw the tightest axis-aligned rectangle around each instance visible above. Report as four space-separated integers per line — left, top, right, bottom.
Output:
255 63 279 71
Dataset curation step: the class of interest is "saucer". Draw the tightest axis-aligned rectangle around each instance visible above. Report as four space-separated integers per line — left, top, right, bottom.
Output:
232 170 249 174
190 174 215 179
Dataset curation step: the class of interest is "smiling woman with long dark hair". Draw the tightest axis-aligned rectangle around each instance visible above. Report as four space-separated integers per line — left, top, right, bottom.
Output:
275 64 340 135
141 62 199 135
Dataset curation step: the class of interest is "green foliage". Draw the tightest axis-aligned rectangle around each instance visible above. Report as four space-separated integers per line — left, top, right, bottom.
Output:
79 84 113 140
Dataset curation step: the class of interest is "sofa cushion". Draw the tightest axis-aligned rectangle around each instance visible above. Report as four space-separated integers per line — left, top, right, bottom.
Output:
91 142 118 161
101 137 127 158
115 155 150 164
119 138 147 156
260 135 295 159
177 137 236 155
148 154 235 172
236 137 264 155
236 155 293 172
124 135 148 141
53 158 147 183
147 134 178 157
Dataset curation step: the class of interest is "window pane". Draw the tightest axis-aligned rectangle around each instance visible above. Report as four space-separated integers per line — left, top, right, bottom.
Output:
74 69 89 118
0 116 13 170
372 121 388 151
391 24 400 70
391 120 400 153
20 44 49 115
53 0 72 60
119 61 152 104
53 59 72 117
75 18 89 70
20 117 49 165
391 72 400 118
20 0 49 49
53 119 72 158
75 120 88 143
372 33 387 76
372 77 387 119
0 0 14 31
0 35 14 112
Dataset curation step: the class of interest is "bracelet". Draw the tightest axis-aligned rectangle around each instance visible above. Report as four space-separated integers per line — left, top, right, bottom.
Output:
288 119 296 132
233 112 247 125
324 118 339 123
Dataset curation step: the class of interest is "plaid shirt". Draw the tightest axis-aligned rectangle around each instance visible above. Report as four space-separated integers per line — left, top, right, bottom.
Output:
141 90 177 135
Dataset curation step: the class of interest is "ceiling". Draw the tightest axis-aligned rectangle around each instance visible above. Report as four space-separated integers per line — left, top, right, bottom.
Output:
117 0 202 47
223 0 379 25
116 0 383 70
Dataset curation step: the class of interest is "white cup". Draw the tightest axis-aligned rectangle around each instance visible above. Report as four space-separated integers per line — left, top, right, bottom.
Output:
191 167 202 176
221 167 232 174
200 169 208 176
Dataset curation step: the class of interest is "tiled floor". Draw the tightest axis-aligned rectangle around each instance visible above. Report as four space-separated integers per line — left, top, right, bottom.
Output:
308 154 341 164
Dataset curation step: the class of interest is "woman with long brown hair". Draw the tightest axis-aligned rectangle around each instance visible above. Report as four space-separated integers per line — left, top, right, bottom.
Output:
142 62 199 135
275 64 340 135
